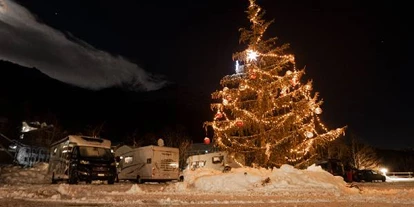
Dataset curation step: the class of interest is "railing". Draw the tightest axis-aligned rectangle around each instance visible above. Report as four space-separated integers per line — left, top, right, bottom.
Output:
386 172 413 178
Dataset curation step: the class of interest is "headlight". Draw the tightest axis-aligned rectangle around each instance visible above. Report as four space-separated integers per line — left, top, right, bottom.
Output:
80 160 90 165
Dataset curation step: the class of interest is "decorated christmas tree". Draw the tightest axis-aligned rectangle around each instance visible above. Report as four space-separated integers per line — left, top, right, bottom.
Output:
204 0 346 168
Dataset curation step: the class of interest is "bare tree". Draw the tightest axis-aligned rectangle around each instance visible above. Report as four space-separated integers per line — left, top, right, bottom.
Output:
141 132 158 146
159 125 191 148
158 125 193 168
124 129 145 147
325 138 350 160
350 136 379 170
178 139 192 169
82 122 106 137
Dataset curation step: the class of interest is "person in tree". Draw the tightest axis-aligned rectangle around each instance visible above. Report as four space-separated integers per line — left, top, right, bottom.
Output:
204 0 346 168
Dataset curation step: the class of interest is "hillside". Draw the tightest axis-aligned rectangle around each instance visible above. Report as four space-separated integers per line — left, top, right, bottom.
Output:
0 61 211 142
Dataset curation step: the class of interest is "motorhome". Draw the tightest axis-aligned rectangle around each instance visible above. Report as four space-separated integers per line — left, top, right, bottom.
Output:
116 145 180 183
186 151 245 172
48 135 117 184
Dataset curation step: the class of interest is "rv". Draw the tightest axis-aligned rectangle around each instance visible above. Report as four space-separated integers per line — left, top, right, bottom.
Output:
48 135 117 184
116 145 180 183
186 151 245 172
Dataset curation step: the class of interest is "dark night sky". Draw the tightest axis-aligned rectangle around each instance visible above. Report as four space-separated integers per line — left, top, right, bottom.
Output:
1 0 413 149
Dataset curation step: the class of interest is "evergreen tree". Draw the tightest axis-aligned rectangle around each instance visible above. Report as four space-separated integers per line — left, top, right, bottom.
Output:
204 0 346 168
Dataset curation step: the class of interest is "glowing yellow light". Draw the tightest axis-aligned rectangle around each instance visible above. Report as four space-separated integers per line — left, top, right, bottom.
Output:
204 0 346 168
246 49 258 62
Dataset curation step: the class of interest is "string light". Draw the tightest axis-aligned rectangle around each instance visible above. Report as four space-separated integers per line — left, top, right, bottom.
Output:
204 0 346 168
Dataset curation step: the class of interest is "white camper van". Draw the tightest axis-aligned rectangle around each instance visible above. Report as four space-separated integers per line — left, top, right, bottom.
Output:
186 151 245 172
48 135 117 184
116 145 180 183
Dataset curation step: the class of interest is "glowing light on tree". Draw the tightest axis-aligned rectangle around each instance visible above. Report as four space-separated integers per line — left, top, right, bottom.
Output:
204 0 346 168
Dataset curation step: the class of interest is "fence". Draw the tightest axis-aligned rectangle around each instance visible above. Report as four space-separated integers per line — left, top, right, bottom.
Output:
386 172 413 178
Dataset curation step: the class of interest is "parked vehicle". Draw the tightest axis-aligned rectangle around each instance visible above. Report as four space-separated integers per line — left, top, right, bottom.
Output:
185 151 245 172
116 145 180 183
48 135 117 184
354 169 386 182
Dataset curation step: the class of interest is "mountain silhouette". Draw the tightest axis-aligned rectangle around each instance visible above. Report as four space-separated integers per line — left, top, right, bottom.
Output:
0 60 210 141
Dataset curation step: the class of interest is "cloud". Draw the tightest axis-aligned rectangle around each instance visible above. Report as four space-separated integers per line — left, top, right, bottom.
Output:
0 0 167 91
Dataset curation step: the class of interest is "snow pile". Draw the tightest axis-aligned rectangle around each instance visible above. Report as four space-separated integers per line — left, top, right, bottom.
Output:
167 164 358 195
1 162 414 206
0 162 357 196
0 162 50 184
125 184 144 194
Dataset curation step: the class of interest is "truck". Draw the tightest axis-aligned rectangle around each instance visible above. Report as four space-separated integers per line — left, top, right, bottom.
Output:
48 135 117 184
186 151 245 172
116 145 180 183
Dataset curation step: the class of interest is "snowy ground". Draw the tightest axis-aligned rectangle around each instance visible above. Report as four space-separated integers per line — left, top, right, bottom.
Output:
1 163 414 206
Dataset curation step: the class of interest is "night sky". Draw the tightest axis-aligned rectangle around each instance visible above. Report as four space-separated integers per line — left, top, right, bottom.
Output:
1 0 412 149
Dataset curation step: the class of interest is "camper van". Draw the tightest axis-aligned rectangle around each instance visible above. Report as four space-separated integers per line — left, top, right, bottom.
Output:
186 151 245 172
116 145 180 183
48 135 117 184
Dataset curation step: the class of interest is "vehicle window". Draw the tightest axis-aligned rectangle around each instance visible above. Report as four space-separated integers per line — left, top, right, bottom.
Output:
124 156 133 164
79 146 112 159
212 156 223 164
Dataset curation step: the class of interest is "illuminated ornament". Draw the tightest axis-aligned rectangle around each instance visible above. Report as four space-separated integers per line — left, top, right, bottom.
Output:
239 83 246 91
290 76 299 86
214 112 223 119
286 70 292 75
305 84 312 91
222 99 229 105
204 137 211 145
235 120 244 127
314 107 323 114
246 49 258 62
305 131 314 138
280 87 289 96
250 72 257 79
226 95 232 101
223 87 229 92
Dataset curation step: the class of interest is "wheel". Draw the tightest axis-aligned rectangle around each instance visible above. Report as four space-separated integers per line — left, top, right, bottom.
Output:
68 169 78 184
179 176 184 182
136 175 142 184
51 173 57 184
223 166 231 173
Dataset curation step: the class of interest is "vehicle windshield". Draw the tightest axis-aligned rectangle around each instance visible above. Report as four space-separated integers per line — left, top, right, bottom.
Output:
79 146 113 159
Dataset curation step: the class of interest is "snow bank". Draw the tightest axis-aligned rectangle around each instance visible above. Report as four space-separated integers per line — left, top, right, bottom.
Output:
0 162 50 184
167 164 359 195
0 162 359 196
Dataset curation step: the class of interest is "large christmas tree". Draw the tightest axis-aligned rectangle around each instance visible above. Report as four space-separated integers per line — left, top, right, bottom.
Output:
204 0 346 168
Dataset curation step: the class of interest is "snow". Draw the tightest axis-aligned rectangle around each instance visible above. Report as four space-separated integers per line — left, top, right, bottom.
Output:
1 163 414 206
